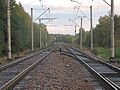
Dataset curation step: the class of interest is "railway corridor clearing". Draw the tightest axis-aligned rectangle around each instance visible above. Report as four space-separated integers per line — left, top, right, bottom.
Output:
14 52 96 90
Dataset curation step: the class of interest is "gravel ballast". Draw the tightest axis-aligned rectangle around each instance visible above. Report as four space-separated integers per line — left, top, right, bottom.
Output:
14 52 95 90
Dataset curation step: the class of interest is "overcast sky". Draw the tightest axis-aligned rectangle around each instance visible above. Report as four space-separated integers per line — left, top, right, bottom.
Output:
16 0 120 35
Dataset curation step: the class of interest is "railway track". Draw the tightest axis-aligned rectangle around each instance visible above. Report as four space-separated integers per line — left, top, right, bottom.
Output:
67 47 120 90
1 45 120 90
13 46 96 90
0 48 51 71
0 47 54 90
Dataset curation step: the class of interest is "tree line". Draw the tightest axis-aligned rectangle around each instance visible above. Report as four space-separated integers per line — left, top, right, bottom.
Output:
84 15 120 49
0 0 50 57
54 15 120 50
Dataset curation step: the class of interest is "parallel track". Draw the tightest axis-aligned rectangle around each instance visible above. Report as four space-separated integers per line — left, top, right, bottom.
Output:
67 47 120 90
0 47 54 90
0 48 51 71
1 45 120 90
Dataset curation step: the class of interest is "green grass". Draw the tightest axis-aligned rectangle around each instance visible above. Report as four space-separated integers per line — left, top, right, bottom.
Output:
92 47 120 60
92 47 110 59
69 43 120 60
115 48 120 58
96 47 111 59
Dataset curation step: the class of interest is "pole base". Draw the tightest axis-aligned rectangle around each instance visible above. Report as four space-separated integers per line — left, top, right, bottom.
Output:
7 58 12 61
109 57 115 63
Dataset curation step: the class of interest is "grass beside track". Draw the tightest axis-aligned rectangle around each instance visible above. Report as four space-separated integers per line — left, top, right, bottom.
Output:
92 47 120 60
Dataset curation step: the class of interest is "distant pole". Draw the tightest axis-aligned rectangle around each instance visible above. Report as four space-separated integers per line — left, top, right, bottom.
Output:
7 0 12 59
43 30 45 47
111 0 115 58
75 25 76 35
90 6 93 50
44 29 46 47
75 25 76 46
31 8 34 51
44 27 48 47
45 33 48 47
39 19 42 48
80 18 83 49
55 35 57 44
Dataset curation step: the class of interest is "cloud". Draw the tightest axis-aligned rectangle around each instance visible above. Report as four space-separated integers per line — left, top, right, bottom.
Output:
16 0 120 35
47 24 75 35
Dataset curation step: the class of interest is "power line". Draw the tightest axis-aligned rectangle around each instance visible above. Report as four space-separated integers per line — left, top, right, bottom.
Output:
74 0 84 18
39 0 49 18
34 8 50 22
69 18 80 27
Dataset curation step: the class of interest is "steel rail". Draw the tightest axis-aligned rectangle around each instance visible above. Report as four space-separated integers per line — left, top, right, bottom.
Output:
61 51 77 59
71 47 120 72
0 48 54 90
67 47 119 90
71 47 120 89
0 48 50 72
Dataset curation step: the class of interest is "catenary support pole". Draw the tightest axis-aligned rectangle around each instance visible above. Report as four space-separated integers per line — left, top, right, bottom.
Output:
45 33 48 47
111 0 115 58
75 25 76 35
39 19 42 48
80 18 83 49
31 8 34 51
7 0 12 59
74 25 76 46
90 6 93 50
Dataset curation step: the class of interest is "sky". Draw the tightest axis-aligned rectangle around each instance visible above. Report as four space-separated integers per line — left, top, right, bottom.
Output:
16 0 120 35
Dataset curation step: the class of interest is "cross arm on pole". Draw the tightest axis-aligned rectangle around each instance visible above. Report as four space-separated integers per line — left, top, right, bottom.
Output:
40 18 57 21
70 0 81 5
103 0 111 6
69 18 80 27
34 8 50 22
92 0 111 6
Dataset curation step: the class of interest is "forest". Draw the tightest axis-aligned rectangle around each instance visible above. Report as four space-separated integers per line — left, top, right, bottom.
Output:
54 15 120 59
0 0 120 59
0 0 51 57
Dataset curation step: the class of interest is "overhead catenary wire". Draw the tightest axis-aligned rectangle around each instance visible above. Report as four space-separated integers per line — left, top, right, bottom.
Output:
69 18 80 27
39 0 49 18
73 0 84 18
34 8 50 22
73 5 90 20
